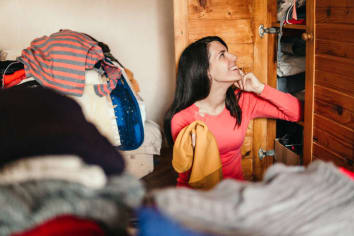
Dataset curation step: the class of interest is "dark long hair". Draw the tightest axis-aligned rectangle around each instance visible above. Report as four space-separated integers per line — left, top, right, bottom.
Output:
164 36 242 146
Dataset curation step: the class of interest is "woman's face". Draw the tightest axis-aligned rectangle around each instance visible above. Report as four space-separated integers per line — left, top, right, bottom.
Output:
207 41 242 83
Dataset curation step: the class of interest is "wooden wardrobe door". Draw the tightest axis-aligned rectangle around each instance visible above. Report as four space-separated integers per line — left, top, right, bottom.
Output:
173 0 276 180
304 0 354 170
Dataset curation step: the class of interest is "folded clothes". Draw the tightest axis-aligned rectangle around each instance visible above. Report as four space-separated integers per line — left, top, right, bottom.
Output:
0 155 107 189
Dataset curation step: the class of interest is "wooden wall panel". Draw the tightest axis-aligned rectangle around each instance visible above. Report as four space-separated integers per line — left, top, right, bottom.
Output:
315 70 354 97
313 115 353 149
228 44 254 71
315 55 354 78
312 0 354 170
188 0 251 20
313 128 353 160
317 0 354 8
315 99 354 130
314 85 354 114
316 7 354 24
316 40 354 60
316 24 354 43
313 143 353 171
173 0 189 63
188 19 254 44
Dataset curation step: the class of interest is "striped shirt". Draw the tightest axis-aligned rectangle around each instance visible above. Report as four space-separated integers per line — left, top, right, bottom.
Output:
20 29 121 96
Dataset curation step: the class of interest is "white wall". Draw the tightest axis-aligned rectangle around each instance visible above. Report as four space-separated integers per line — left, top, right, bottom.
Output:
0 0 175 125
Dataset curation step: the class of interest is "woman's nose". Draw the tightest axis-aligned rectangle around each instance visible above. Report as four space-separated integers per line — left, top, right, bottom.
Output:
228 53 237 61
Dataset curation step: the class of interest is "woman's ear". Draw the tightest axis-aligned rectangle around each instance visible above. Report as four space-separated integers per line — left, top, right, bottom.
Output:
207 70 212 81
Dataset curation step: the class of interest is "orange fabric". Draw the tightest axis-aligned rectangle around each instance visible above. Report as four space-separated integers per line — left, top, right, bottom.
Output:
172 120 222 190
124 68 140 93
3 69 26 88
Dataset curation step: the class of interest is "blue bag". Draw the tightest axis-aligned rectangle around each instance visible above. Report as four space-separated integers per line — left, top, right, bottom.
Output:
110 74 144 150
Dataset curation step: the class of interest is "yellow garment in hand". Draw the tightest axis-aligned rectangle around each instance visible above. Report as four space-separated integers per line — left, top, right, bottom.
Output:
172 120 222 190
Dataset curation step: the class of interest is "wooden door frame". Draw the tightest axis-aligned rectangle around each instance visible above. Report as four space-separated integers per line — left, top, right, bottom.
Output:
251 0 277 180
303 0 315 165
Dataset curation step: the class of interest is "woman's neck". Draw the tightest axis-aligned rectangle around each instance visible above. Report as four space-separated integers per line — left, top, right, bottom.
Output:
195 81 231 116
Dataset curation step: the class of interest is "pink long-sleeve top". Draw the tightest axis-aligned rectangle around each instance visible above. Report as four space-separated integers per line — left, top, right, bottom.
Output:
171 85 303 187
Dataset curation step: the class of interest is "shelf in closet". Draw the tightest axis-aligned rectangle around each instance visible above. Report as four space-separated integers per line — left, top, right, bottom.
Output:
273 22 306 30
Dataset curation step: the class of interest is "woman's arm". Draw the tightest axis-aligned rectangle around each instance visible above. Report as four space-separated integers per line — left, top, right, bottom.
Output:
235 72 303 121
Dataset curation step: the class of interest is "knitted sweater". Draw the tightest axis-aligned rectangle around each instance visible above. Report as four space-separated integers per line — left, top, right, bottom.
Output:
153 161 354 236
19 29 121 97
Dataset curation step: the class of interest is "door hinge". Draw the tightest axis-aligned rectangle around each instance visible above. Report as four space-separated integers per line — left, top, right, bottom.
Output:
258 148 275 160
259 24 280 38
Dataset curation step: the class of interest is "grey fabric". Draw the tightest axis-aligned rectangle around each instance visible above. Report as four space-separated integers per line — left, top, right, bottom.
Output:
153 161 354 236
0 172 145 236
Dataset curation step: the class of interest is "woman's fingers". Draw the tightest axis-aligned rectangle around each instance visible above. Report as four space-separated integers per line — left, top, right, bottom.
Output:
239 69 245 77
235 80 243 90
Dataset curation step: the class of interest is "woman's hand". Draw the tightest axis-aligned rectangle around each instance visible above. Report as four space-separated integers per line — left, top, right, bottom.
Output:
234 71 265 95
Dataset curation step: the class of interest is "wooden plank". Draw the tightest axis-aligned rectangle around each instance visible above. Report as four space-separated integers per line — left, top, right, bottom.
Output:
303 0 316 165
228 43 253 71
315 70 354 97
314 85 354 113
241 120 253 157
315 99 354 130
241 158 253 180
275 139 301 165
188 0 251 20
273 22 306 30
189 20 253 44
316 24 354 43
313 143 353 171
316 39 354 60
252 0 272 180
314 114 354 145
316 7 354 24
316 54 354 78
188 19 253 44
173 0 189 64
241 121 253 180
265 1 277 171
313 127 353 160
317 0 354 8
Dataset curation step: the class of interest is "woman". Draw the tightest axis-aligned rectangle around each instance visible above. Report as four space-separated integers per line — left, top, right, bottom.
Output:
164 36 302 187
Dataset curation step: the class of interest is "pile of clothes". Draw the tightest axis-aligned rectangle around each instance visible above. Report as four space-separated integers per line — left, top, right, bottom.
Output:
0 87 145 235
0 29 146 152
139 161 354 236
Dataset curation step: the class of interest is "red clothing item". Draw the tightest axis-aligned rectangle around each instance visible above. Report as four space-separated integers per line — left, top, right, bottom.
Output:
3 69 26 88
339 167 354 180
12 215 105 236
171 85 302 187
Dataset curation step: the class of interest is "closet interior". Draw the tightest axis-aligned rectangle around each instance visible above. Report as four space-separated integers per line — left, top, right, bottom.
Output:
273 0 307 166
